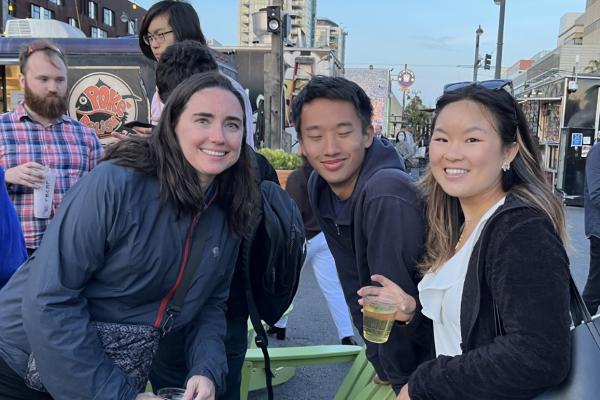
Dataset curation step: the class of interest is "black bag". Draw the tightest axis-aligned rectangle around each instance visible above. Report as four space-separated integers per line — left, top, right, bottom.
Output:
240 179 306 400
24 215 211 393
245 180 306 326
495 274 600 399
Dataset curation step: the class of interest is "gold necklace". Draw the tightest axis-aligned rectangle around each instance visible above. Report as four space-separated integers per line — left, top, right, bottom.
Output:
454 221 472 251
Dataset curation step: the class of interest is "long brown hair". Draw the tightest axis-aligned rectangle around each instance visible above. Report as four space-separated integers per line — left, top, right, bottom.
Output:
104 72 258 237
419 85 567 273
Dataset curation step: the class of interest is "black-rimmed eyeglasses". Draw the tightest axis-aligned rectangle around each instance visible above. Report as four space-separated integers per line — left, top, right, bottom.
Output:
143 30 174 45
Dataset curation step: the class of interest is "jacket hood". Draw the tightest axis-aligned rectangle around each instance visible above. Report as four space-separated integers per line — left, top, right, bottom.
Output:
309 137 405 224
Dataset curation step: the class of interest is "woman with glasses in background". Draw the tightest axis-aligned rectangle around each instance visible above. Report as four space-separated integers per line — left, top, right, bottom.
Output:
135 0 255 148
358 80 571 399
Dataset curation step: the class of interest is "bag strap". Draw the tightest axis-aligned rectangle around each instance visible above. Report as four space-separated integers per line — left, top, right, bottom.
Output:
161 212 212 335
494 273 591 337
239 195 274 400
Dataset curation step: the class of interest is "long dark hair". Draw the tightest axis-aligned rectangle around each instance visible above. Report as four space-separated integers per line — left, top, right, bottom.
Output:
419 85 566 272
138 0 207 61
104 72 258 237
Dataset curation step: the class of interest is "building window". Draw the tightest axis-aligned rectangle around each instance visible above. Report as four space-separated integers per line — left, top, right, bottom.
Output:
91 26 107 38
88 1 97 20
31 4 54 19
48 0 63 5
103 8 114 27
68 17 78 28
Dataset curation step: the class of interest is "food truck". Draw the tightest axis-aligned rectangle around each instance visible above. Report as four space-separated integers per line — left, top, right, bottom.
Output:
0 20 236 144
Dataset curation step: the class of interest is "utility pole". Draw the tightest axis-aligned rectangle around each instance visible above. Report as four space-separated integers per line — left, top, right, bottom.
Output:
473 25 483 82
401 63 408 124
264 0 284 149
494 0 506 79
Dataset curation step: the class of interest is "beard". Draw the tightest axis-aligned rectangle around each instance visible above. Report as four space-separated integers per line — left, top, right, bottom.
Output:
24 83 68 120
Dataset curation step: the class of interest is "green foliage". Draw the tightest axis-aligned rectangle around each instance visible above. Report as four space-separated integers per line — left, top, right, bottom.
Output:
404 94 431 128
585 59 600 73
258 148 303 170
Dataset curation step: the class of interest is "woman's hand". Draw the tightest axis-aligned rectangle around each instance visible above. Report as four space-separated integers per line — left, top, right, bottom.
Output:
357 274 417 322
183 375 215 400
397 383 411 400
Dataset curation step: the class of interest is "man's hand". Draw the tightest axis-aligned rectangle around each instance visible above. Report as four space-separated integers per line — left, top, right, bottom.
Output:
135 393 161 399
110 126 153 142
5 162 45 188
132 126 153 137
358 274 417 322
397 383 411 400
182 375 215 400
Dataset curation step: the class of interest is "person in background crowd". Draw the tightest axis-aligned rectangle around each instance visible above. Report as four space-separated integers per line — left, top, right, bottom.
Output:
147 40 278 400
359 80 571 400
583 142 600 315
134 0 255 148
292 76 433 394
0 166 27 288
267 159 357 345
374 124 383 139
0 72 258 400
395 126 416 167
0 40 102 255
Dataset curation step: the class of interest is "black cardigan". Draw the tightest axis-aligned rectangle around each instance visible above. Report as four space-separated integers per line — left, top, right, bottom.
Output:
408 195 571 399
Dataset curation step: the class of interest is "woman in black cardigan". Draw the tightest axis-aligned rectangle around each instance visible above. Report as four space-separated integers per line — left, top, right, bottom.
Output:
358 80 571 399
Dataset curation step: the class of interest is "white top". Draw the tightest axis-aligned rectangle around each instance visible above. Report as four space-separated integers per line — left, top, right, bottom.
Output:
418 197 506 357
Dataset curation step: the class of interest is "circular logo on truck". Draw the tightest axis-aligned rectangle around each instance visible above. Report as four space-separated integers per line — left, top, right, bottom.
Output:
68 72 142 139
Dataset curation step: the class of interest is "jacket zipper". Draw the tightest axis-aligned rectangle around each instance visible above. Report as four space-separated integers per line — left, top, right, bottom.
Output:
153 215 199 329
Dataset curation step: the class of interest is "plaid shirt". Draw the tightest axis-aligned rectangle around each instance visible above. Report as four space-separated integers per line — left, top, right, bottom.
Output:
0 103 103 249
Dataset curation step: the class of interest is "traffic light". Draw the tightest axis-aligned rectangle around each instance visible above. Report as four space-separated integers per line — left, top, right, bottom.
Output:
484 53 492 70
266 6 281 34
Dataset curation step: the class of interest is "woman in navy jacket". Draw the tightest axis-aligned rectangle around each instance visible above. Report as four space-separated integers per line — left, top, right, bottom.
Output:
0 72 258 400
359 81 571 399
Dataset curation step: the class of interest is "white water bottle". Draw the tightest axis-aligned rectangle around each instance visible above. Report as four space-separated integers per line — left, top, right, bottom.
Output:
33 167 56 219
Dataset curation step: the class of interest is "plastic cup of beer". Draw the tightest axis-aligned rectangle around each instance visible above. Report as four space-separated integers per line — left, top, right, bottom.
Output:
157 387 185 400
362 296 397 344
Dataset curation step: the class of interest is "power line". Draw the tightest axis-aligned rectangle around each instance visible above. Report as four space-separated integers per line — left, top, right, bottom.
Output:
344 63 483 69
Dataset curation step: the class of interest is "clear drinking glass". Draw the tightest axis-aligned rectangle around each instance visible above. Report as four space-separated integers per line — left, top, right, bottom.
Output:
157 387 186 400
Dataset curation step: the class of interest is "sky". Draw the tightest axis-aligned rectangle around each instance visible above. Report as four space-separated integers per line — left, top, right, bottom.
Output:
137 0 586 107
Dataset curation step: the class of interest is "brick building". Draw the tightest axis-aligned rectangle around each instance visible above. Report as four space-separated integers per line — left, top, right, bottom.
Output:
1 0 146 38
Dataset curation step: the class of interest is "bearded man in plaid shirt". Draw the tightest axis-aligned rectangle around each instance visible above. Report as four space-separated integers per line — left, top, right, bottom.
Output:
0 40 102 255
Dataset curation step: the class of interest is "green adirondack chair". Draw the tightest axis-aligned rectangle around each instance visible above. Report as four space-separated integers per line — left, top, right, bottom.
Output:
240 345 396 400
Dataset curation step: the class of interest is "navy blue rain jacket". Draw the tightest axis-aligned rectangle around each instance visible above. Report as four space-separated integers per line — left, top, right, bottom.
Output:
0 162 240 399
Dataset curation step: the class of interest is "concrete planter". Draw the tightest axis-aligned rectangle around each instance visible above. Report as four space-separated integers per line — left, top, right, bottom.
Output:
276 169 292 189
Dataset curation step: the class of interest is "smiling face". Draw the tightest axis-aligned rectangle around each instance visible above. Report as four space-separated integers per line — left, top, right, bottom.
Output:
147 13 176 60
429 100 517 206
175 87 244 190
298 98 373 200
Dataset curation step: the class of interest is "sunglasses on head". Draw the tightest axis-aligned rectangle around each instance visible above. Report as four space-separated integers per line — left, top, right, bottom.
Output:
443 79 513 94
26 43 63 57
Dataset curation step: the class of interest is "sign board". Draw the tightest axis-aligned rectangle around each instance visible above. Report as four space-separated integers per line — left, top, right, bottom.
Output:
68 67 148 142
398 69 415 91
571 132 583 147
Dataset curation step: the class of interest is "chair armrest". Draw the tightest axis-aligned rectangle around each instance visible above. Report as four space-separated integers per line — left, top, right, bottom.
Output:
244 345 362 368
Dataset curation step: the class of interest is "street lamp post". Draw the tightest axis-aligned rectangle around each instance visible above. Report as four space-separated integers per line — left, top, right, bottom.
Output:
473 25 484 82
494 0 506 79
